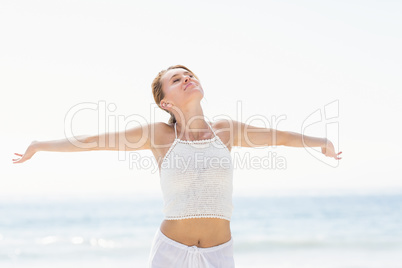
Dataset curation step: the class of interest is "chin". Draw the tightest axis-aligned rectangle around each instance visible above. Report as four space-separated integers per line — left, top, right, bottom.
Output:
193 89 204 98
188 87 203 95
186 90 204 102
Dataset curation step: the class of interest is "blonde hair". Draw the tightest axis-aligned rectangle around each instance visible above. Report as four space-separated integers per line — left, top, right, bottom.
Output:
151 65 200 124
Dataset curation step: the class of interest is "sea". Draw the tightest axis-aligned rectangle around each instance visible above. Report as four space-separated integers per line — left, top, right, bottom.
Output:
0 190 401 268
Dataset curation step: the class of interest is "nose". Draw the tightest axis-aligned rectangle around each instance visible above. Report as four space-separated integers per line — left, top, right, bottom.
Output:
184 76 190 83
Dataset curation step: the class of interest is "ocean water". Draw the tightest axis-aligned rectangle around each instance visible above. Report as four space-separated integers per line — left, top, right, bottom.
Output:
0 192 401 268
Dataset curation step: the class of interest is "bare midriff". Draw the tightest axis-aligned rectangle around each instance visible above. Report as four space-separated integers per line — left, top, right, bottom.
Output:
160 217 232 248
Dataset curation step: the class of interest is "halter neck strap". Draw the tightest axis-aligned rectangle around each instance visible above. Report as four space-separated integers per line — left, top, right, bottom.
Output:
205 121 217 137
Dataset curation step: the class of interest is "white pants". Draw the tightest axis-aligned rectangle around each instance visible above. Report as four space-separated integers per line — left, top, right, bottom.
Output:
148 228 235 268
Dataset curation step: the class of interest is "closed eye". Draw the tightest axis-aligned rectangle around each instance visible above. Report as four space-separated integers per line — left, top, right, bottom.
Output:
173 75 194 83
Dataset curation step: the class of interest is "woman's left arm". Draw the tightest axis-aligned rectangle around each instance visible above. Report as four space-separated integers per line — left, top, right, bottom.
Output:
227 120 342 160
285 131 342 160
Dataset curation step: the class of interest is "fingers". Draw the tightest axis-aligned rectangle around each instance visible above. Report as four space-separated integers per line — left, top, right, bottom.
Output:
12 153 23 163
324 151 342 160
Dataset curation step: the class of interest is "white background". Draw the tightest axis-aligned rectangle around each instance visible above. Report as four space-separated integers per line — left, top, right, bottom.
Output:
1 0 401 198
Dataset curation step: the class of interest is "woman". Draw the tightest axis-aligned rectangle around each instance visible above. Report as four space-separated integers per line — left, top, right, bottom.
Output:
12 64 342 267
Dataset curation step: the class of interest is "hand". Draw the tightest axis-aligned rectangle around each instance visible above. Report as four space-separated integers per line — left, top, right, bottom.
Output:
321 140 342 160
12 140 39 164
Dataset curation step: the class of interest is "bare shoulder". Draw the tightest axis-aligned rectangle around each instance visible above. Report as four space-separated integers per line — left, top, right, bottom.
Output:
209 119 236 133
210 119 262 148
149 122 176 168
149 121 174 145
152 121 172 132
151 122 175 145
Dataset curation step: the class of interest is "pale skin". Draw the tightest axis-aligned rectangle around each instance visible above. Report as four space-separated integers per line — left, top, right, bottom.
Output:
12 68 342 248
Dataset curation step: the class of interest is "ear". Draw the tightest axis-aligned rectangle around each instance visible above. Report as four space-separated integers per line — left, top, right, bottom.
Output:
160 100 173 109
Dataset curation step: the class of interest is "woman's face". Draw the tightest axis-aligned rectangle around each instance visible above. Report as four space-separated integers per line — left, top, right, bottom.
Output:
160 68 204 108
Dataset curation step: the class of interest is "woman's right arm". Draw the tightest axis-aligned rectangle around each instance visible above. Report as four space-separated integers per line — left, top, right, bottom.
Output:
12 135 92 164
35 135 93 152
12 123 162 164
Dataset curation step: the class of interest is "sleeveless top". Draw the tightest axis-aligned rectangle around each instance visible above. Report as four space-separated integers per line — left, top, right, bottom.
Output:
159 121 234 221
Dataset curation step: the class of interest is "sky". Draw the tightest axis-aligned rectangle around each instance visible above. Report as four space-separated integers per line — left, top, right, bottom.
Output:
1 0 401 198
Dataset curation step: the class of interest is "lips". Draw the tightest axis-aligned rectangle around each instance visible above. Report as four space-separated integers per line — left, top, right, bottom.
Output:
184 82 194 90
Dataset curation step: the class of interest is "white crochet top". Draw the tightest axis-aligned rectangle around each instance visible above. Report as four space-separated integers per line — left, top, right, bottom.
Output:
159 121 234 221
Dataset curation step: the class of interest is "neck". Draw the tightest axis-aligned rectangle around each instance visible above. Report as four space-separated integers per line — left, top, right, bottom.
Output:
173 102 211 140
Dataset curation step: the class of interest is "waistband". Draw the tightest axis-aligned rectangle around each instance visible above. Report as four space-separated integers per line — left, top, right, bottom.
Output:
156 228 233 253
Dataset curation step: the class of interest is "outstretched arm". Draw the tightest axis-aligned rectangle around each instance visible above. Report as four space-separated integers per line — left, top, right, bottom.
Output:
283 131 326 148
229 120 342 160
34 135 93 152
284 131 342 160
12 123 156 164
12 135 95 164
